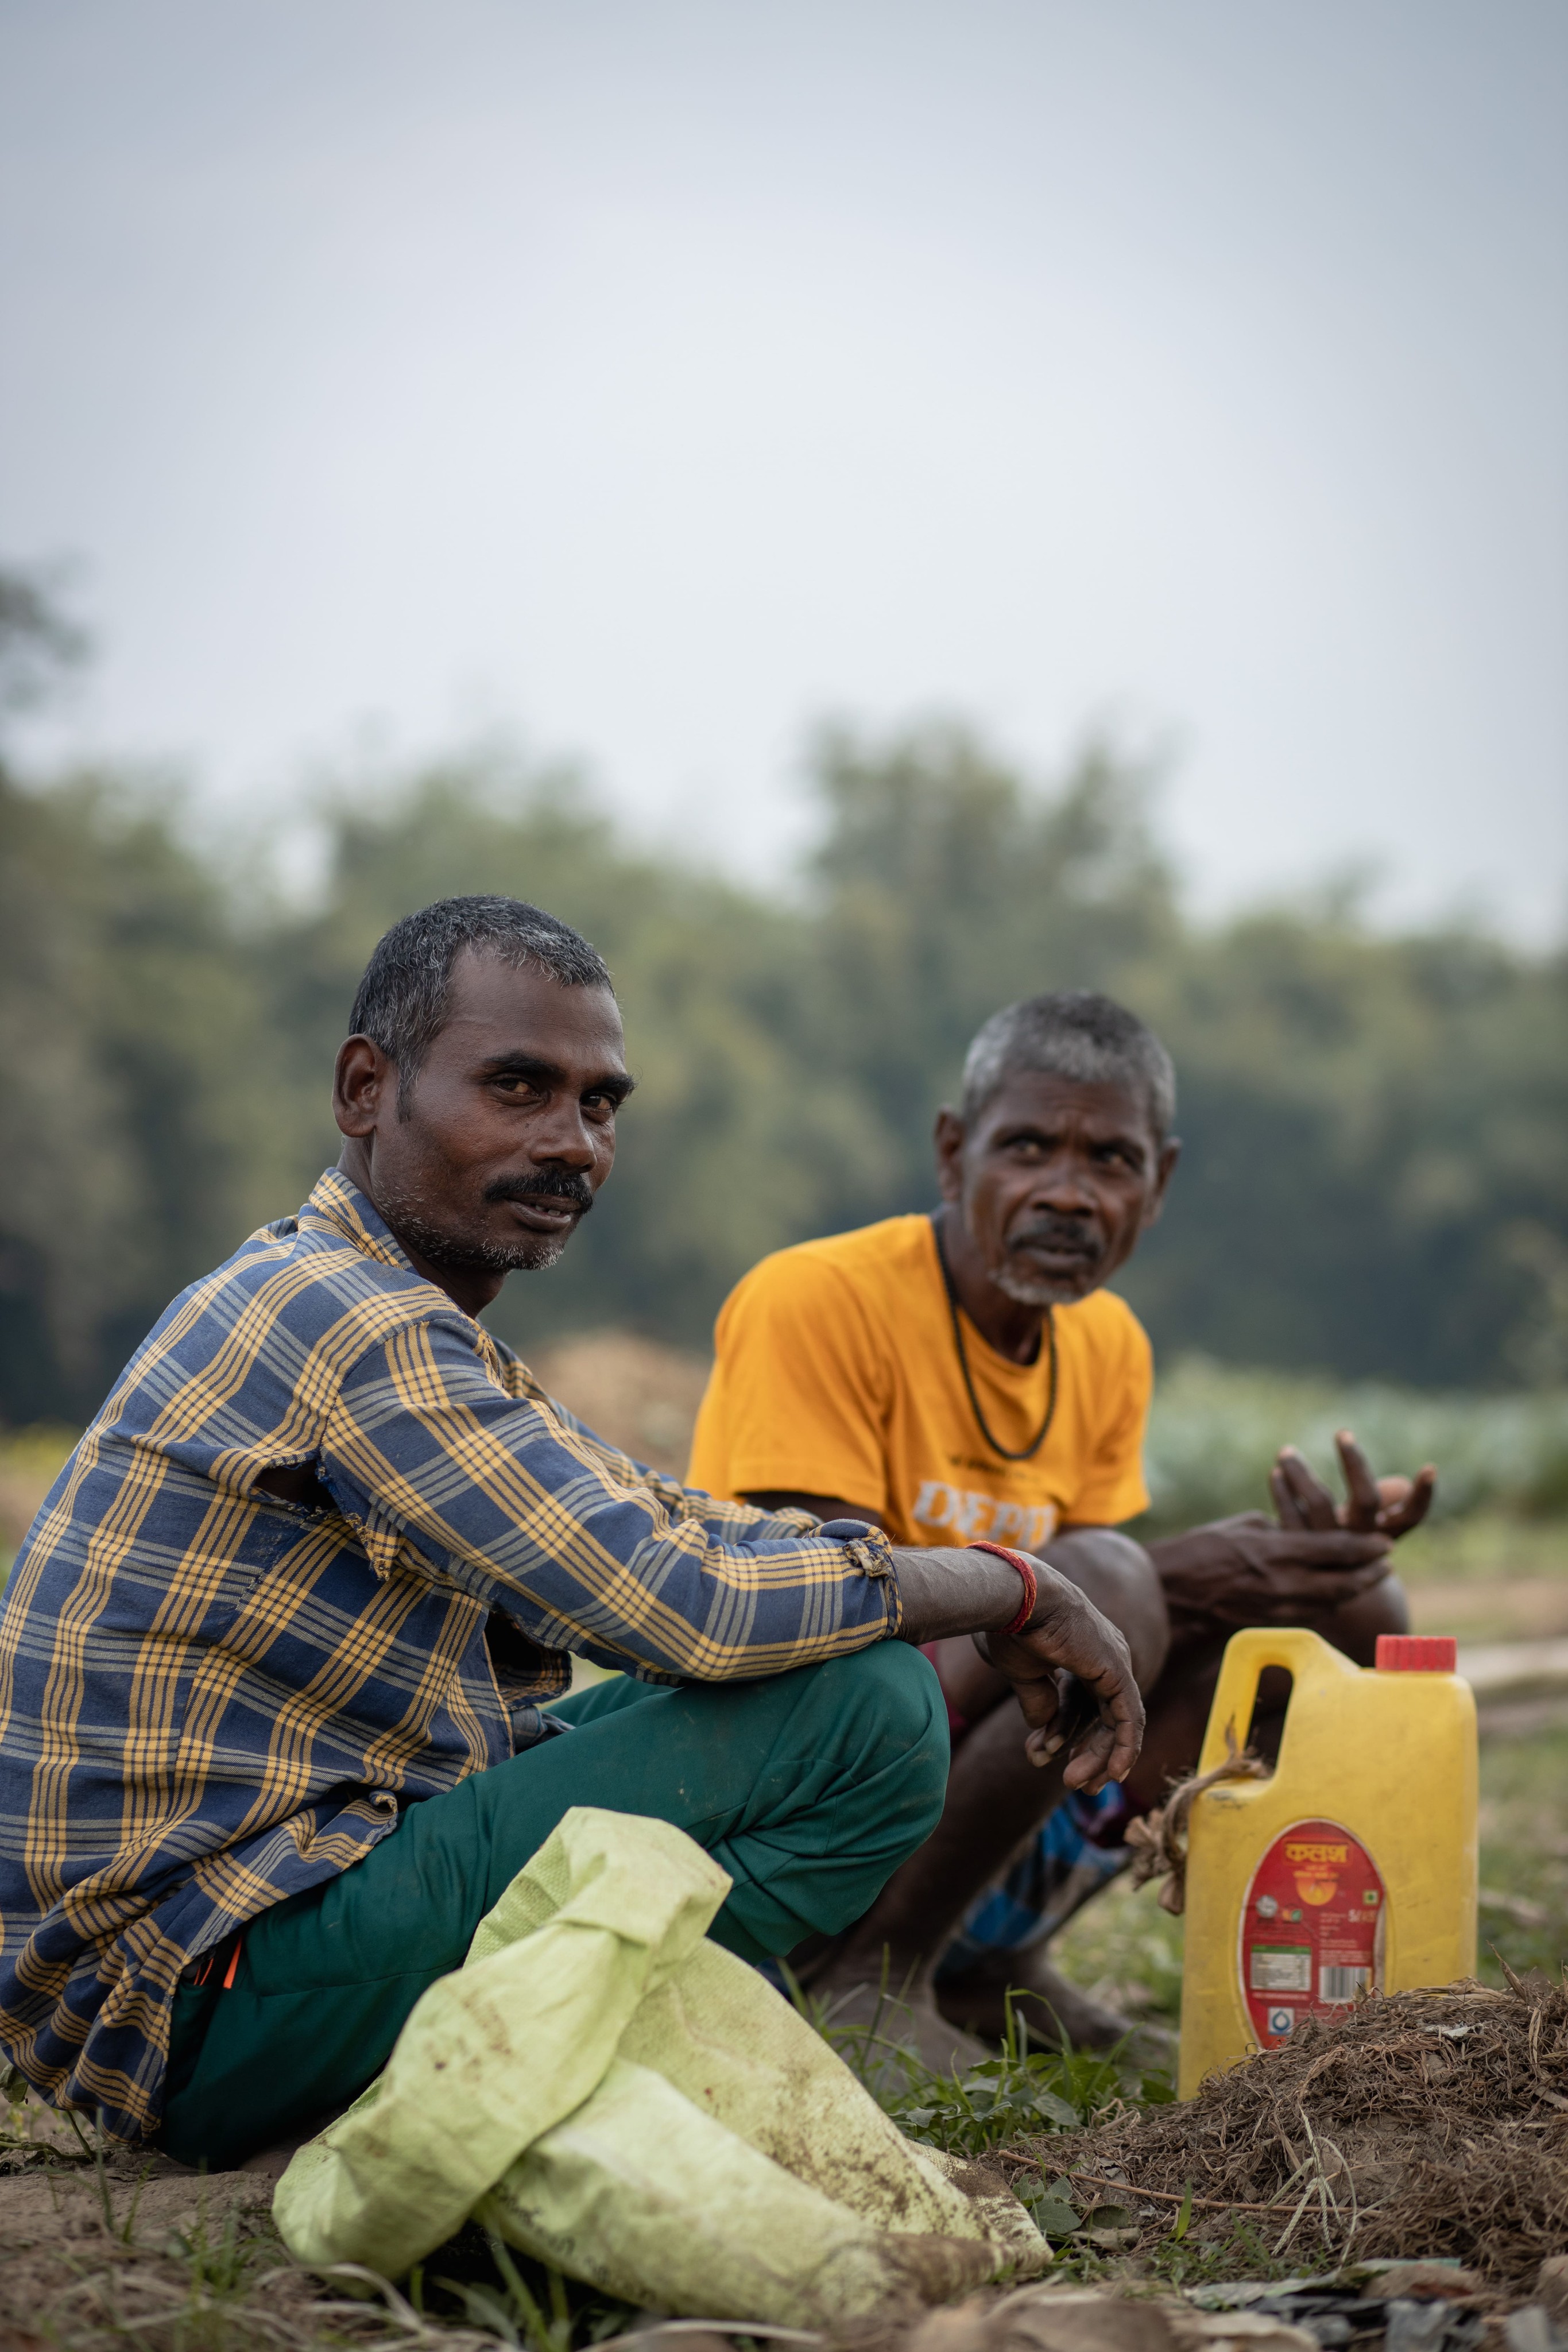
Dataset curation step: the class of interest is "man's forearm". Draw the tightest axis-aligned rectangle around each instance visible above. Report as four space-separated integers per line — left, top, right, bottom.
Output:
893 1542 1144 1788
891 1545 1037 1642
1037 1526 1170 1689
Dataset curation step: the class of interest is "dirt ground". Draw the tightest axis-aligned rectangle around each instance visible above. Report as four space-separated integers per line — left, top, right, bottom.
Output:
0 2149 320 2350
0 2130 522 2352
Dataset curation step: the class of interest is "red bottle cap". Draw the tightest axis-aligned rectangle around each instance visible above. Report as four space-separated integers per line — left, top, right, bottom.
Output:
1376 1634 1458 1673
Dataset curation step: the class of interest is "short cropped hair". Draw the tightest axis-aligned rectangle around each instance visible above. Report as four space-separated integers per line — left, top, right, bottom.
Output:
349 895 613 1108
960 990 1176 1139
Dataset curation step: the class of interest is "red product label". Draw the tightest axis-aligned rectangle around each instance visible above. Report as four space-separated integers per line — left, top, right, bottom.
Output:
1239 1817 1385 2051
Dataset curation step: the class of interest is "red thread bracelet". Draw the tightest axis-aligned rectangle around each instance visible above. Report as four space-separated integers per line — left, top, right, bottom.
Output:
967 1539 1037 1634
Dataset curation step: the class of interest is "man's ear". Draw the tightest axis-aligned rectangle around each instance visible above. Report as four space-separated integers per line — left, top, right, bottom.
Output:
1142 1134 1182 1228
933 1107 967 1204
334 1036 396 1138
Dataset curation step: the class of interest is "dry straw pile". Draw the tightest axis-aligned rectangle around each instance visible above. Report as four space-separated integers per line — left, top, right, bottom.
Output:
1039 1971 1568 2287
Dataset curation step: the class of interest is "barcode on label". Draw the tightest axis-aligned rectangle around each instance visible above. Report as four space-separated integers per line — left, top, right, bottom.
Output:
1319 1965 1370 2003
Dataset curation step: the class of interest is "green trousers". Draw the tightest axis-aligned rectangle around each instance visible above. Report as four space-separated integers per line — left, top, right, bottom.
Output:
159 1642 946 2170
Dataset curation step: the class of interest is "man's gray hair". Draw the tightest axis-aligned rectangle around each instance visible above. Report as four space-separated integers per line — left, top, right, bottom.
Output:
349 895 613 1109
960 990 1176 1138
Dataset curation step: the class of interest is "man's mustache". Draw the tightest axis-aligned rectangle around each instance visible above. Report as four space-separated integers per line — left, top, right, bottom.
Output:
483 1169 594 1214
1006 1215 1101 1262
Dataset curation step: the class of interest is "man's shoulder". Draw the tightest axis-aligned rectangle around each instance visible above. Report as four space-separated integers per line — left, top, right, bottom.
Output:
1056 1287 1152 1369
214 1200 438 1328
726 1216 935 1316
127 1181 469 1402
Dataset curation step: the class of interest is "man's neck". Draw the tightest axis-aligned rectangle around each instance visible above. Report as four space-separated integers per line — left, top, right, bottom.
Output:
936 1207 1047 1367
336 1145 505 1320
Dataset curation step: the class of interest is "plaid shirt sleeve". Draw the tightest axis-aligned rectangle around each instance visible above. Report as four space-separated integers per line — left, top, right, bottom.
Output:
319 1312 904 1681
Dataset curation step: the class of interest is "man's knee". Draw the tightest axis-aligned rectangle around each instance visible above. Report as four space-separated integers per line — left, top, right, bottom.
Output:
1044 1529 1171 1690
813 1641 949 1840
1321 1572 1410 1665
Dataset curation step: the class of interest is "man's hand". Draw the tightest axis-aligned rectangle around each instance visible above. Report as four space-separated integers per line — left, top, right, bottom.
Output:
985 1576 1145 1793
1271 1430 1436 1539
1149 1513 1391 1633
891 1544 1144 1790
1149 1429 1435 1637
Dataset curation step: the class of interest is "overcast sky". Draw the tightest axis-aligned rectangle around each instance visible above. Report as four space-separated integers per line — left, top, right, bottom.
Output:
2 0 1565 936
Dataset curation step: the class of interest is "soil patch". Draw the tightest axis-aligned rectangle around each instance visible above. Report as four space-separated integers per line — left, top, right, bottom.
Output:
0 2148 497 2352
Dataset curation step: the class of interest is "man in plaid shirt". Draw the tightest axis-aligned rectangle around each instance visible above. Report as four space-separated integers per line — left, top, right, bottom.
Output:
0 896 1143 2165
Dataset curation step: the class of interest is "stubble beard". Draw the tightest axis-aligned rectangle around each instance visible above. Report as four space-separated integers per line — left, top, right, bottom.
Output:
374 1181 580 1278
988 1216 1102 1307
989 1261 1071 1307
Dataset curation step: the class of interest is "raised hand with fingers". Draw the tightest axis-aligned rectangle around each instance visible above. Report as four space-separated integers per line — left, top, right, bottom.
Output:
1270 1430 1437 1539
1150 1428 1435 1639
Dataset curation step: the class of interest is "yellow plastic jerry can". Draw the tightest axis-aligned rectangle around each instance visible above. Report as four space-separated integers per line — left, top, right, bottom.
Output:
1176 1627 1477 2099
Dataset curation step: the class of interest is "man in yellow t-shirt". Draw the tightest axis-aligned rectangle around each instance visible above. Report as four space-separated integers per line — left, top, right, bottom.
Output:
688 990 1434 2059
688 1210 1153 1556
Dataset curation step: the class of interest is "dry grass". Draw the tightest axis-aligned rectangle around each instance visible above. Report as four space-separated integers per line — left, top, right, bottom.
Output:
1023 1975 1568 2289
0 2156 500 2352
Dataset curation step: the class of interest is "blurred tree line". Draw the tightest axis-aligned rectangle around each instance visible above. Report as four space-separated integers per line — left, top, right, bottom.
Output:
2 572 1565 1425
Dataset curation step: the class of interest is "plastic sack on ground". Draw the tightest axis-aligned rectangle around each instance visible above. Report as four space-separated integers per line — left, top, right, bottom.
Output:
273 1805 1048 2323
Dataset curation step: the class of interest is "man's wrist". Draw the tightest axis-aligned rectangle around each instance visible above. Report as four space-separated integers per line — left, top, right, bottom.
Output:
888 1543 1048 1643
966 1540 1037 1634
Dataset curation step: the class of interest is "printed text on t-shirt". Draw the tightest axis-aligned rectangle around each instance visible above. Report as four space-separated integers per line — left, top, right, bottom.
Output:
910 1480 1060 1548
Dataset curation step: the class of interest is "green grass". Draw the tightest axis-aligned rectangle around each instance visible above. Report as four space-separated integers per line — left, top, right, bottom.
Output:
0 1422 78 1481
0 1422 77 1585
1051 1871 1187 2023
1472 1717 1568 1983
823 1998 1172 2160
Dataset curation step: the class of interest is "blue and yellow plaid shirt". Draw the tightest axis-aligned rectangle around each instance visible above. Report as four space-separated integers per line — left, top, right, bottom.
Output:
0 1169 900 2144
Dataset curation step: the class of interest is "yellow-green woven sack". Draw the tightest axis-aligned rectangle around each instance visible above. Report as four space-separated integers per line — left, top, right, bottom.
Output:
273 1806 1047 2323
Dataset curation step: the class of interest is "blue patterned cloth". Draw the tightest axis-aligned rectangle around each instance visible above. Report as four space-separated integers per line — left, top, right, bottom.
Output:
935 1785 1132 1978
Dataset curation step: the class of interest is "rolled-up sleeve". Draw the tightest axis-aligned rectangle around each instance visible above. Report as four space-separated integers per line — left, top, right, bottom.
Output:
319 1314 902 1682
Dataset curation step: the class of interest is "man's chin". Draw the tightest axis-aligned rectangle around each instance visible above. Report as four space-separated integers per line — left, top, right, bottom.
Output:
441 1229 575 1276
378 1193 578 1278
992 1259 1102 1307
504 1232 572 1273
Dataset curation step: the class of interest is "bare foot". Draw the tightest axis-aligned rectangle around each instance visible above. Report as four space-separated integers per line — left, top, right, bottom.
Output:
815 1973 990 2079
935 1947 1145 2052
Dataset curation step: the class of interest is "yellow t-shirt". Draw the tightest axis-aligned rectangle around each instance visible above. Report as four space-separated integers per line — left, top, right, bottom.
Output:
687 1214 1152 1548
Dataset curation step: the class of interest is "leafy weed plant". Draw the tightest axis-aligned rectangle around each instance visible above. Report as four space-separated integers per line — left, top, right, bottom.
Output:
423 2227 640 2352
797 1969 1171 2160
433 2234 576 2352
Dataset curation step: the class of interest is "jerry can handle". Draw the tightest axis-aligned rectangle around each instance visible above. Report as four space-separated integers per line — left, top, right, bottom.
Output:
1196 1626 1360 1776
